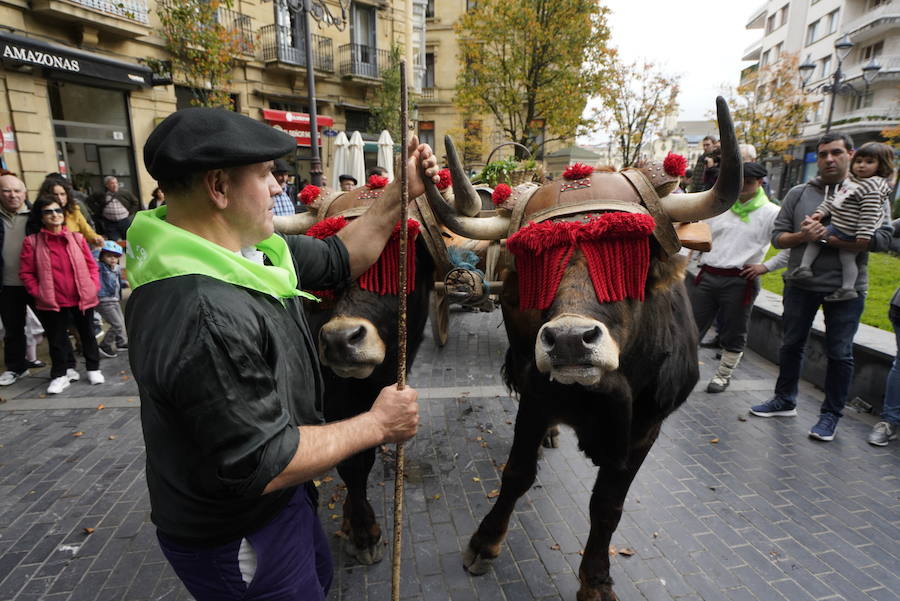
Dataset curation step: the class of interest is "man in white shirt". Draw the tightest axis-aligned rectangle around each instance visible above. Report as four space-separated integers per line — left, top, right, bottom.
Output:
687 162 781 393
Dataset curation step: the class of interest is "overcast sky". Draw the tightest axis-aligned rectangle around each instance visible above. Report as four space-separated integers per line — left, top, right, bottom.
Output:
578 0 761 145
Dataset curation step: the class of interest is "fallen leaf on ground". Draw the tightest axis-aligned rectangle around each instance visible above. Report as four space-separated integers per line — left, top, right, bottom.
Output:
83 527 95 535
486 489 499 498
72 432 84 437
608 545 617 556
108 435 117 440
432 494 441 500
96 404 105 410
619 548 636 557
505 420 512 425
330 514 339 520
327 503 335 510
550 543 560 551
738 415 747 422
313 480 321 487
653 532 659 538
709 437 720 444
577 550 584 556
472 477 481 482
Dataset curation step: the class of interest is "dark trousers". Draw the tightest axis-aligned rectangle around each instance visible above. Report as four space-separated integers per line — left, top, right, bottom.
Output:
158 487 333 601
36 306 100 378
687 272 760 353
101 216 132 241
0 285 32 373
774 285 865 417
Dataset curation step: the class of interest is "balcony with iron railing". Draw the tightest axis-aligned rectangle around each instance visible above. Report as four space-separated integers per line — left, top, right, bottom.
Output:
31 0 150 36
843 54 900 83
258 26 334 72
217 6 255 55
339 43 390 80
844 0 898 42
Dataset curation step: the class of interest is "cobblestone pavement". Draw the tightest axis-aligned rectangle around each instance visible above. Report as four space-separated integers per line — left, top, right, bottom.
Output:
0 309 898 601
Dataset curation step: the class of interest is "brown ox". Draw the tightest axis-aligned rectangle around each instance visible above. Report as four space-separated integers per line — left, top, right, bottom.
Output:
423 98 741 601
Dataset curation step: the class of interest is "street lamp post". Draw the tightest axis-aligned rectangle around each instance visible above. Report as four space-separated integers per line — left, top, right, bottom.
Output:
284 0 350 186
798 33 882 133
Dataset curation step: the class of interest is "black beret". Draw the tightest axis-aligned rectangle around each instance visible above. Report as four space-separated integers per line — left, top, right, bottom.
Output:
338 174 357 184
272 159 291 174
743 162 767 179
144 108 297 180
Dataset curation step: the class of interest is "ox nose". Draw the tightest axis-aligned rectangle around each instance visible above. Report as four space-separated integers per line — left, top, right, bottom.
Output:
539 323 603 364
320 324 368 357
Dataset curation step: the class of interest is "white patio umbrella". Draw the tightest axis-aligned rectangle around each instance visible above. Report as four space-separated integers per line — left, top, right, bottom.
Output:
348 131 366 187
376 130 395 181
330 131 350 190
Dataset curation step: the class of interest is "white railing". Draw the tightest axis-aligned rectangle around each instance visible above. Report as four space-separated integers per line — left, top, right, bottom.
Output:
69 0 149 23
843 0 898 36
742 38 763 60
832 106 900 125
745 1 768 29
843 53 900 81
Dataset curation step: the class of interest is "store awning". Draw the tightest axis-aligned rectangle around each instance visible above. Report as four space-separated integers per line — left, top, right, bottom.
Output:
0 30 152 87
261 109 335 147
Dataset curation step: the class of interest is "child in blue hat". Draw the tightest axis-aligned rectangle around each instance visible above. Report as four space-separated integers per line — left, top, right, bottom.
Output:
96 240 128 358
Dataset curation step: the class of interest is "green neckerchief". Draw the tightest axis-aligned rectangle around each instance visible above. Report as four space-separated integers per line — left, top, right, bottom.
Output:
730 186 769 222
125 206 317 304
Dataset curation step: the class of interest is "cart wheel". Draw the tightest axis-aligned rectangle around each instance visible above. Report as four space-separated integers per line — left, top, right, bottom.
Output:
430 288 449 347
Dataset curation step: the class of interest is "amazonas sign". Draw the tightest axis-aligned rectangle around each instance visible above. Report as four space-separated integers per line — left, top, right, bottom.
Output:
3 44 80 72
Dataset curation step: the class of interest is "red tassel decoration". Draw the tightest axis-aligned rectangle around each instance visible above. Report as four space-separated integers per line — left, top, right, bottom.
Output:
299 185 321 205
506 213 655 310
662 153 688 177
436 168 452 190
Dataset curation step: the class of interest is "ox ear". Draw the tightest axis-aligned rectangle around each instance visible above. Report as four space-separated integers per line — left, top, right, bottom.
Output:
647 253 688 292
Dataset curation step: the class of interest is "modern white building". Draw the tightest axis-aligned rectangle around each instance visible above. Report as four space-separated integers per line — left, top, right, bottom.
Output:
743 0 899 196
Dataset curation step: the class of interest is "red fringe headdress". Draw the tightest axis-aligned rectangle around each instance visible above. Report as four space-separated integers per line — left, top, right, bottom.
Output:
306 216 420 297
505 213 656 310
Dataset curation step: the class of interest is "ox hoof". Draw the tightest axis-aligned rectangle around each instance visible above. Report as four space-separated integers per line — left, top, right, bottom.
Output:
577 583 618 601
343 537 385 565
462 546 495 576
542 432 560 448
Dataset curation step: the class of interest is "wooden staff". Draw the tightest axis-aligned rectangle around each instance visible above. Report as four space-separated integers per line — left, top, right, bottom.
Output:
392 59 409 601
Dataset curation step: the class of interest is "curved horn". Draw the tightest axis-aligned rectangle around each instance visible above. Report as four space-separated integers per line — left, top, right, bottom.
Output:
658 96 742 222
444 135 482 217
274 212 318 235
424 176 509 240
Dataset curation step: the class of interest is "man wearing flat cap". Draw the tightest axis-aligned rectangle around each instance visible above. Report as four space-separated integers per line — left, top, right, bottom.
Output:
338 174 357 191
271 158 297 216
688 162 782 394
126 107 439 601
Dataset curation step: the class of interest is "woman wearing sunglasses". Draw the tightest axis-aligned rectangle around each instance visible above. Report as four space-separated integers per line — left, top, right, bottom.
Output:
19 197 104 394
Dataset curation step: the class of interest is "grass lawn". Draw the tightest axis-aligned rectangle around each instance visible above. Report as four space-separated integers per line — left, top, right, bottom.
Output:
760 248 899 332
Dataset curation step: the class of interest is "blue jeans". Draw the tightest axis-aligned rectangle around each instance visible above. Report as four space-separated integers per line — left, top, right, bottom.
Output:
773 285 865 417
882 306 900 424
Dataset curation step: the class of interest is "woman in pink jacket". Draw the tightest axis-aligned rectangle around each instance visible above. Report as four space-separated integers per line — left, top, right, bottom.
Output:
20 197 104 394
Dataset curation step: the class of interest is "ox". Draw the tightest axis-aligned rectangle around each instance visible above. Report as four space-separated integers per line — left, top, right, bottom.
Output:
423 99 741 601
273 158 483 564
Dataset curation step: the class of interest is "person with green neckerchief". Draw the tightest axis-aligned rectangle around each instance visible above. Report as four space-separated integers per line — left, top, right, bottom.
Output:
126 107 440 601
687 161 781 395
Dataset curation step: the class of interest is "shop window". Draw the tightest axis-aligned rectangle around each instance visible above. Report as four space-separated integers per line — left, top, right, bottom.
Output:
345 109 371 134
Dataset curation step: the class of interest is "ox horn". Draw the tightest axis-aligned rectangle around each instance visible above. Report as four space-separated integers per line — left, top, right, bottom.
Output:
443 135 483 217
424 174 509 241
657 96 742 222
274 212 318 235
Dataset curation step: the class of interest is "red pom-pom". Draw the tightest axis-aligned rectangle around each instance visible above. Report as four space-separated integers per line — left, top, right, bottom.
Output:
663 153 687 177
492 183 512 206
307 216 348 239
367 175 389 189
436 168 452 190
562 163 594 180
299 185 320 206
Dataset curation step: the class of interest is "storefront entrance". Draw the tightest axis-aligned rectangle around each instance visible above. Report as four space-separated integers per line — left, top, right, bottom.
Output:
48 81 138 198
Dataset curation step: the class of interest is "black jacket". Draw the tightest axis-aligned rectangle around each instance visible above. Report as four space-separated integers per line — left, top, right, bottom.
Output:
126 234 350 546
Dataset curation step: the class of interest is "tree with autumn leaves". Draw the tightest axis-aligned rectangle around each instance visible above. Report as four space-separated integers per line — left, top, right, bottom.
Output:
155 0 247 108
590 60 680 168
719 53 814 160
454 0 614 158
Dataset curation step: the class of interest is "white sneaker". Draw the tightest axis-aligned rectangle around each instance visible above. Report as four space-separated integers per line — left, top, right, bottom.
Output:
0 369 28 386
47 376 70 394
87 370 105 385
66 368 80 382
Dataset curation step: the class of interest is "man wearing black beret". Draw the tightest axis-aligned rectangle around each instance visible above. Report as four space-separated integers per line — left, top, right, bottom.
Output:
338 173 357 191
127 107 439 601
687 162 782 394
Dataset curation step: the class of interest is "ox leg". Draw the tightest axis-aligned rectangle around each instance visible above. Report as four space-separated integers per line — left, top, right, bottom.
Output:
464 401 549 575
336 447 384 565
576 424 661 601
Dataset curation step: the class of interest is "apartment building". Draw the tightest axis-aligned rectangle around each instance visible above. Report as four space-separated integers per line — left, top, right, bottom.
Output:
0 0 425 200
743 0 899 195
